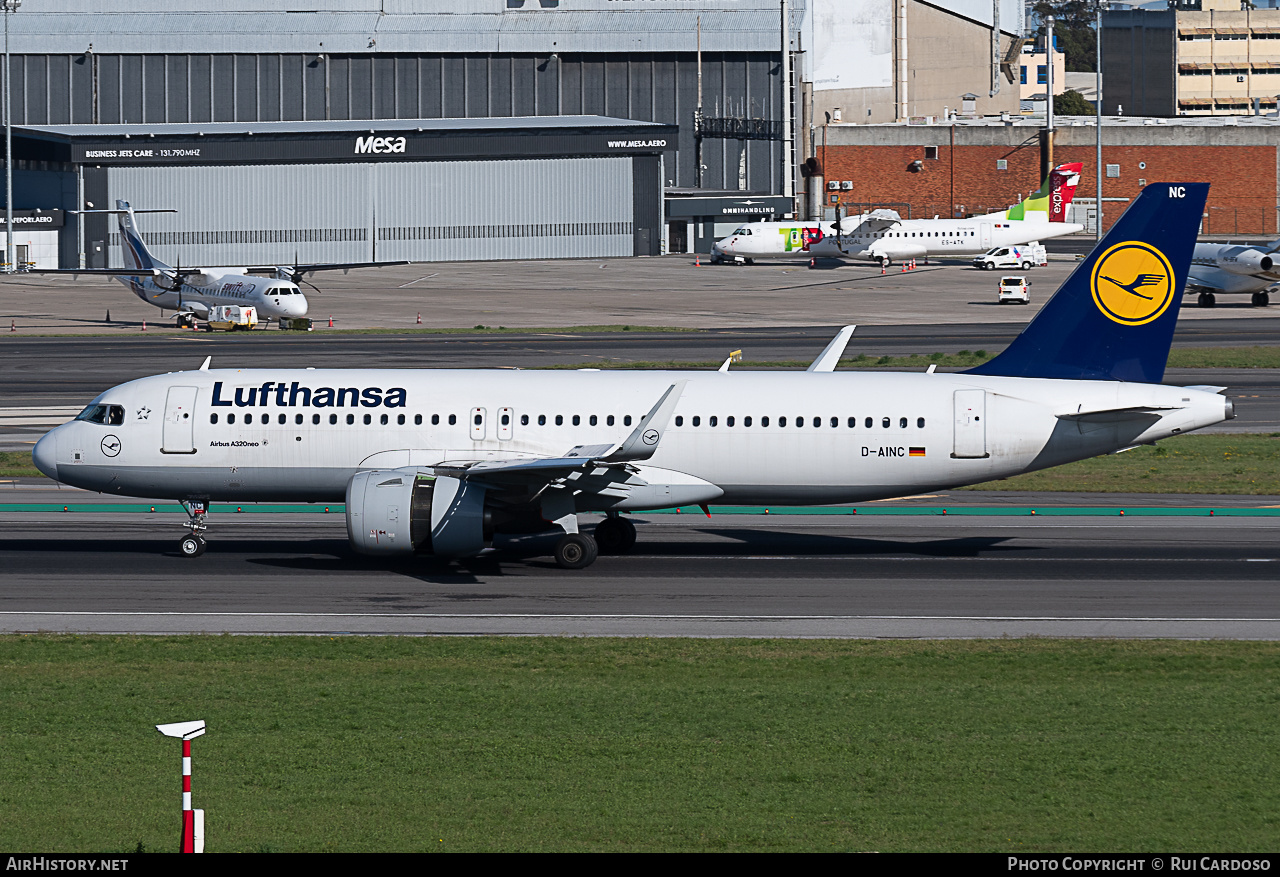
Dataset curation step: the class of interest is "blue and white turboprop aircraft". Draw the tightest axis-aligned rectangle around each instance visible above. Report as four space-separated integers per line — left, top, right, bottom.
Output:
31 201 406 327
34 183 1232 568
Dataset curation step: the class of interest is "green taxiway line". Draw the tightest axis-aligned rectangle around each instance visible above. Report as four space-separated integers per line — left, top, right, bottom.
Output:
2 503 1279 517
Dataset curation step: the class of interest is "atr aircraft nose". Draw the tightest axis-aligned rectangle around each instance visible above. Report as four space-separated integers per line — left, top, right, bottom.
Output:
291 295 309 317
32 430 58 481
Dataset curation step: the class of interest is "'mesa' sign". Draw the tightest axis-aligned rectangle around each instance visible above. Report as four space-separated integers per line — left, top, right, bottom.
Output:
354 136 408 155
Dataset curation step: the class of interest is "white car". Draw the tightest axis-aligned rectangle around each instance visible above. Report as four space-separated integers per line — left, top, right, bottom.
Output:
998 275 1031 304
973 243 1047 271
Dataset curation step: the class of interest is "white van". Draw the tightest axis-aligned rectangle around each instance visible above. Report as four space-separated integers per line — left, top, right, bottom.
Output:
973 243 1047 270
998 275 1031 304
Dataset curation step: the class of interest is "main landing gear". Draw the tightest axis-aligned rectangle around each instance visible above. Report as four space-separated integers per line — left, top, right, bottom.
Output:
1252 291 1271 307
550 515 637 569
594 515 637 555
1197 291 1217 308
179 500 208 557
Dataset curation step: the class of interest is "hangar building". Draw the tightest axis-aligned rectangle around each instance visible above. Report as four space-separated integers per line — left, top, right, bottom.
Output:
15 116 674 269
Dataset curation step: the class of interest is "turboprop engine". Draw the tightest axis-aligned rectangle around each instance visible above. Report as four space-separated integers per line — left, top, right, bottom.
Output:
1217 246 1277 277
345 468 487 557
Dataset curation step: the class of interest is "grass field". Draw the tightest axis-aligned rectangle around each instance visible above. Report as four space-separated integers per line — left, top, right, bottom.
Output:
542 346 1280 371
962 433 1280 495
1 636 1277 852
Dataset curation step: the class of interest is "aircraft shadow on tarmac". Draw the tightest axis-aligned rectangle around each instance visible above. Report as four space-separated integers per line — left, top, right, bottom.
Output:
2 530 1028 588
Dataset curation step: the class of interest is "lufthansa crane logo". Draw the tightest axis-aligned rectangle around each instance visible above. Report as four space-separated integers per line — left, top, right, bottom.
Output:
1090 241 1176 326
101 435 121 457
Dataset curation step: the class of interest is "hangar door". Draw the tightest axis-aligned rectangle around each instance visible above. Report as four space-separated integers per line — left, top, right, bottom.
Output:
372 157 634 262
107 164 373 268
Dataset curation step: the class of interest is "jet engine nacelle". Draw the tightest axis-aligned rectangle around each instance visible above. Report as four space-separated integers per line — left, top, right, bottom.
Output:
1217 246 1276 277
345 468 487 557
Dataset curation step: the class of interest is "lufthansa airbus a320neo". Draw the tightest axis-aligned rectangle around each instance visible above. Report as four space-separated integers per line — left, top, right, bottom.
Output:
34 183 1231 569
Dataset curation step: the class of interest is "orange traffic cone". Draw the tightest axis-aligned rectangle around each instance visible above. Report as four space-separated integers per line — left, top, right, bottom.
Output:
328 315 333 328
142 320 147 331
416 312 421 325
8 319 14 332
695 254 701 267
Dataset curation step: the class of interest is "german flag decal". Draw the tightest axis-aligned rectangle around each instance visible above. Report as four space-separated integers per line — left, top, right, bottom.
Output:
909 447 926 457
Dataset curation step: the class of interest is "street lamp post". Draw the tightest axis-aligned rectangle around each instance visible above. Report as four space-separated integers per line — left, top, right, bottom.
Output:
4 0 20 273
1096 0 1107 242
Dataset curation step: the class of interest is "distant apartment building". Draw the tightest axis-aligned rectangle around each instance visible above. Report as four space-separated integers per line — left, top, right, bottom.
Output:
1104 0 1280 116
1019 37 1067 101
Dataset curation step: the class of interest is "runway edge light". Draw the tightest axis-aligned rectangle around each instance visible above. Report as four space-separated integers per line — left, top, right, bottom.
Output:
156 720 206 853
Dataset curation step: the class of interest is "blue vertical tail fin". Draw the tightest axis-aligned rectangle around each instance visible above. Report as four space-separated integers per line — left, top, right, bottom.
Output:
116 200 170 272
966 183 1208 384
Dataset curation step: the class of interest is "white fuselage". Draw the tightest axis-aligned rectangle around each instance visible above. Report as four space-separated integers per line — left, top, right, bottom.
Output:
35 367 1230 508
119 270 309 320
712 214 1084 264
1188 242 1280 296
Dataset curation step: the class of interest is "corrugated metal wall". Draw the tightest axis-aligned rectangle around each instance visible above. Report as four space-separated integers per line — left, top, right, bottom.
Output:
106 163 373 266
104 157 636 266
374 157 633 261
8 52 783 191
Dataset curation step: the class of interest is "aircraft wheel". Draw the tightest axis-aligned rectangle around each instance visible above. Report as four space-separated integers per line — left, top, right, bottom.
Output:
594 516 637 555
554 533 599 569
1263 292 1272 307
1206 293 1216 308
179 535 206 558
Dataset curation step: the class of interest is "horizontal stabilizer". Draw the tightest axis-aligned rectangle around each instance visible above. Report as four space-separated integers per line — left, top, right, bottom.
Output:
1057 406 1178 424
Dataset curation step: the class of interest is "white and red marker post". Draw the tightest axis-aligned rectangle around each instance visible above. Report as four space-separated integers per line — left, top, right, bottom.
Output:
156 720 206 853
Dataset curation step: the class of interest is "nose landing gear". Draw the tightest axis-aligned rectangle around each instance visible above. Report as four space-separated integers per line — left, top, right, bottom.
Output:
179 500 209 557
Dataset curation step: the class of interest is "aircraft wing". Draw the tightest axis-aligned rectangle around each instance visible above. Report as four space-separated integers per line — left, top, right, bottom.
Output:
864 209 902 226
23 268 161 277
243 260 411 278
432 381 687 486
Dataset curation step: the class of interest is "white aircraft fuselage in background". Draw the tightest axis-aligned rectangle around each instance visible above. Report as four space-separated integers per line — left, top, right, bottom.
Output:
712 162 1084 266
33 182 1230 569
1186 240 1280 307
31 200 406 324
119 268 308 322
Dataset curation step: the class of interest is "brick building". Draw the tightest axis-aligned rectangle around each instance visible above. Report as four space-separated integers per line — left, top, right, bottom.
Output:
813 116 1280 235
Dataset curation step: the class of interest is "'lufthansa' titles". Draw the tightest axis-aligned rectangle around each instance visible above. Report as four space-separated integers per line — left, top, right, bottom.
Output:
211 381 407 408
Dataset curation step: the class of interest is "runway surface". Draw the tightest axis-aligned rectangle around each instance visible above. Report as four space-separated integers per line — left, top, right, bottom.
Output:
2 512 1278 639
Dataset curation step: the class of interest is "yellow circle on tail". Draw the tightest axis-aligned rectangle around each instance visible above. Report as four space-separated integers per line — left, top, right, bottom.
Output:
1090 241 1175 326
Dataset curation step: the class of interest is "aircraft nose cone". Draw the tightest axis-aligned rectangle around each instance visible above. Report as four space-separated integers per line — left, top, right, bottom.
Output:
292 296 309 317
33 430 58 481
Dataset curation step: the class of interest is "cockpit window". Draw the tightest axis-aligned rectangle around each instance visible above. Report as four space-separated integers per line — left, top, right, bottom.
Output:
733 227 752 236
76 404 125 425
